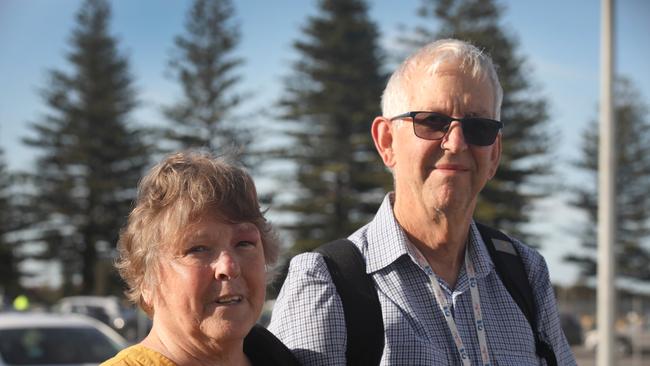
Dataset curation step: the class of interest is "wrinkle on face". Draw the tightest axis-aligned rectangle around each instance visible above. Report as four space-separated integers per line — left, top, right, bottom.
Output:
148 214 266 356
391 60 500 230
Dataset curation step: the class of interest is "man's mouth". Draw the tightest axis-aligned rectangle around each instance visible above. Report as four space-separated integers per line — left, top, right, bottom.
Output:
435 163 468 171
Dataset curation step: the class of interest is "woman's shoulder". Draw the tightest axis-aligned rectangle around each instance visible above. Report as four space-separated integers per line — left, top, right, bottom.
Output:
244 324 301 366
100 344 177 366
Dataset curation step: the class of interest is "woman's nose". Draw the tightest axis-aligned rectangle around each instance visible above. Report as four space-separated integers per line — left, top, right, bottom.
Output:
212 251 241 280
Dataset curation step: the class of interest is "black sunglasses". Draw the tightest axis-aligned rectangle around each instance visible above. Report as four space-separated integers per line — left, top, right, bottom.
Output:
389 111 503 146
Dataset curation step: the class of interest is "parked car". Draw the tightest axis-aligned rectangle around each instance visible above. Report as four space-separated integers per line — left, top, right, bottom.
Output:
55 296 148 342
0 312 127 365
584 321 650 356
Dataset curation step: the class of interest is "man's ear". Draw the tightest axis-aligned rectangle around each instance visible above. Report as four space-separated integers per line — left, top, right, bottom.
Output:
371 116 396 168
488 133 502 179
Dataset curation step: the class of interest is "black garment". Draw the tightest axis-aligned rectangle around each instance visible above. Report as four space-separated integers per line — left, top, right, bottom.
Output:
244 324 301 366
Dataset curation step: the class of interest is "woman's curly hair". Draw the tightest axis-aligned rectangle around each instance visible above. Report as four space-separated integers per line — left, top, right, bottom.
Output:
115 151 279 315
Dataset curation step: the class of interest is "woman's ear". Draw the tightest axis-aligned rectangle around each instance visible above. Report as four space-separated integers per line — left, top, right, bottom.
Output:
141 281 154 311
371 116 396 168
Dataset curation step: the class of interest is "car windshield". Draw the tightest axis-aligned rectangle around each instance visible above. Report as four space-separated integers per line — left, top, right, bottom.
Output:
0 327 121 364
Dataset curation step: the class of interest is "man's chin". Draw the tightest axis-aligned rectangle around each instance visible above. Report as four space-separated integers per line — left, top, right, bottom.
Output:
424 193 470 216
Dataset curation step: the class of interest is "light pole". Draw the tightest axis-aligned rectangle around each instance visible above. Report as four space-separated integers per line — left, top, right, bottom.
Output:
597 0 616 365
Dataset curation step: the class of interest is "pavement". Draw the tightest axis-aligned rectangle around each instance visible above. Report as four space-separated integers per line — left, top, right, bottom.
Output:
572 345 649 366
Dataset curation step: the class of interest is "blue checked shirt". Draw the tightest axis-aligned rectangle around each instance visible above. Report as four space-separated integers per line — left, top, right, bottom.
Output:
269 194 576 365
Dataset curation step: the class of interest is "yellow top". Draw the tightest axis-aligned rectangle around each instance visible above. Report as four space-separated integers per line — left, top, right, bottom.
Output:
101 344 177 366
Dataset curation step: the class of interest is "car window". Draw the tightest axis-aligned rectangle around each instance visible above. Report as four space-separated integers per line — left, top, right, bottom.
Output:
0 327 122 364
84 305 112 324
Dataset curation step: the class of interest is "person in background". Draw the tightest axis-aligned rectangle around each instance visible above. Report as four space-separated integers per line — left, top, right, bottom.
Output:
102 151 299 366
269 39 575 365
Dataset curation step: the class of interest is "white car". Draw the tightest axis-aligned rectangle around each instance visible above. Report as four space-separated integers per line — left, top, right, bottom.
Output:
584 323 650 356
55 296 148 342
0 312 127 365
56 296 130 330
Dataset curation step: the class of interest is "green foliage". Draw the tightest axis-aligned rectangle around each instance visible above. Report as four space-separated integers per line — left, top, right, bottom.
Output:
22 0 149 295
566 78 650 282
404 0 551 243
161 0 247 159
275 0 391 254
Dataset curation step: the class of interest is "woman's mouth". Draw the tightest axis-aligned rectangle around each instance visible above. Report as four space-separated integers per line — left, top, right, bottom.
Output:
215 295 242 305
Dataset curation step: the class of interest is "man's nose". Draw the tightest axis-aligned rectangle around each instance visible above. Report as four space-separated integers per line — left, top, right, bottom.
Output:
212 251 241 280
440 121 468 152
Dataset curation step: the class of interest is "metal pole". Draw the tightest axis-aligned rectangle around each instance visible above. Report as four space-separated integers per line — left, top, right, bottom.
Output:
597 0 616 365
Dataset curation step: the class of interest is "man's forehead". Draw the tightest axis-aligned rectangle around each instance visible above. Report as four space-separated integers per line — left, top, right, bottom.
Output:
408 66 492 95
414 58 487 81
405 70 496 116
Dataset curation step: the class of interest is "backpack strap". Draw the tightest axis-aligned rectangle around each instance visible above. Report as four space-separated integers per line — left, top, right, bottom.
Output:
475 222 558 366
314 227 558 366
314 239 384 366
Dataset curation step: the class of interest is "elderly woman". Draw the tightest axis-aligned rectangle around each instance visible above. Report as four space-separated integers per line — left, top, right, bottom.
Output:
102 151 299 366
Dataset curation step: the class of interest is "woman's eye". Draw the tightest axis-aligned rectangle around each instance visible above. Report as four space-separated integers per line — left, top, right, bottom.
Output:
185 245 209 255
236 241 256 248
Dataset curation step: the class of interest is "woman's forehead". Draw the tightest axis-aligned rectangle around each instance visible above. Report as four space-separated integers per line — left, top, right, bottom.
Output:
181 217 259 239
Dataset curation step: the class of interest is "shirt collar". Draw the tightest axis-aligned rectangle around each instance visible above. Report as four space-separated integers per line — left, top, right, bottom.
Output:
467 221 494 280
364 193 413 273
363 193 494 280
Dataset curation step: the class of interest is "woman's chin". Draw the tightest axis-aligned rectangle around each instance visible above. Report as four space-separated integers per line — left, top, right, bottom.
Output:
200 312 256 341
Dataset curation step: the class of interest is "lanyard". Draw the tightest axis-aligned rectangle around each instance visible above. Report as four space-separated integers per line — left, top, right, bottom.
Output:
412 244 491 366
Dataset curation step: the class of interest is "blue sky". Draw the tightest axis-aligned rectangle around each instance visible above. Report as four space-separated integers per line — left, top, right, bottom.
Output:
1 0 649 287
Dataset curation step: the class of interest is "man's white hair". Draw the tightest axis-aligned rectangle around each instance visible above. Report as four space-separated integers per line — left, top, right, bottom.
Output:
381 39 503 121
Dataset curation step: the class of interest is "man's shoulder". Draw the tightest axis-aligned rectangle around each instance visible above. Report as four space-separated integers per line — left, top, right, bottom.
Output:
507 236 546 268
287 232 371 280
269 247 349 365
287 251 331 277
491 230 550 286
347 221 371 246
477 223 543 263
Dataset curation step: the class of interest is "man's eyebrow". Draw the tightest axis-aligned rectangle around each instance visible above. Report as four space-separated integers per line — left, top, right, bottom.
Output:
465 111 490 118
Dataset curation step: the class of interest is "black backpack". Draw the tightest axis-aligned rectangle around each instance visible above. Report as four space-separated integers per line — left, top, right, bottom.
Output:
314 222 557 366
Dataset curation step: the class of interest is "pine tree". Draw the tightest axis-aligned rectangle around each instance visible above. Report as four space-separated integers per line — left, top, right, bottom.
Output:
274 0 391 254
161 0 246 156
405 0 551 241
0 148 23 298
566 78 650 283
23 0 148 295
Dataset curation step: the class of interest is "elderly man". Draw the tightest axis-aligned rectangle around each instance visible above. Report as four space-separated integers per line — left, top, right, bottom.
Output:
269 39 575 365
